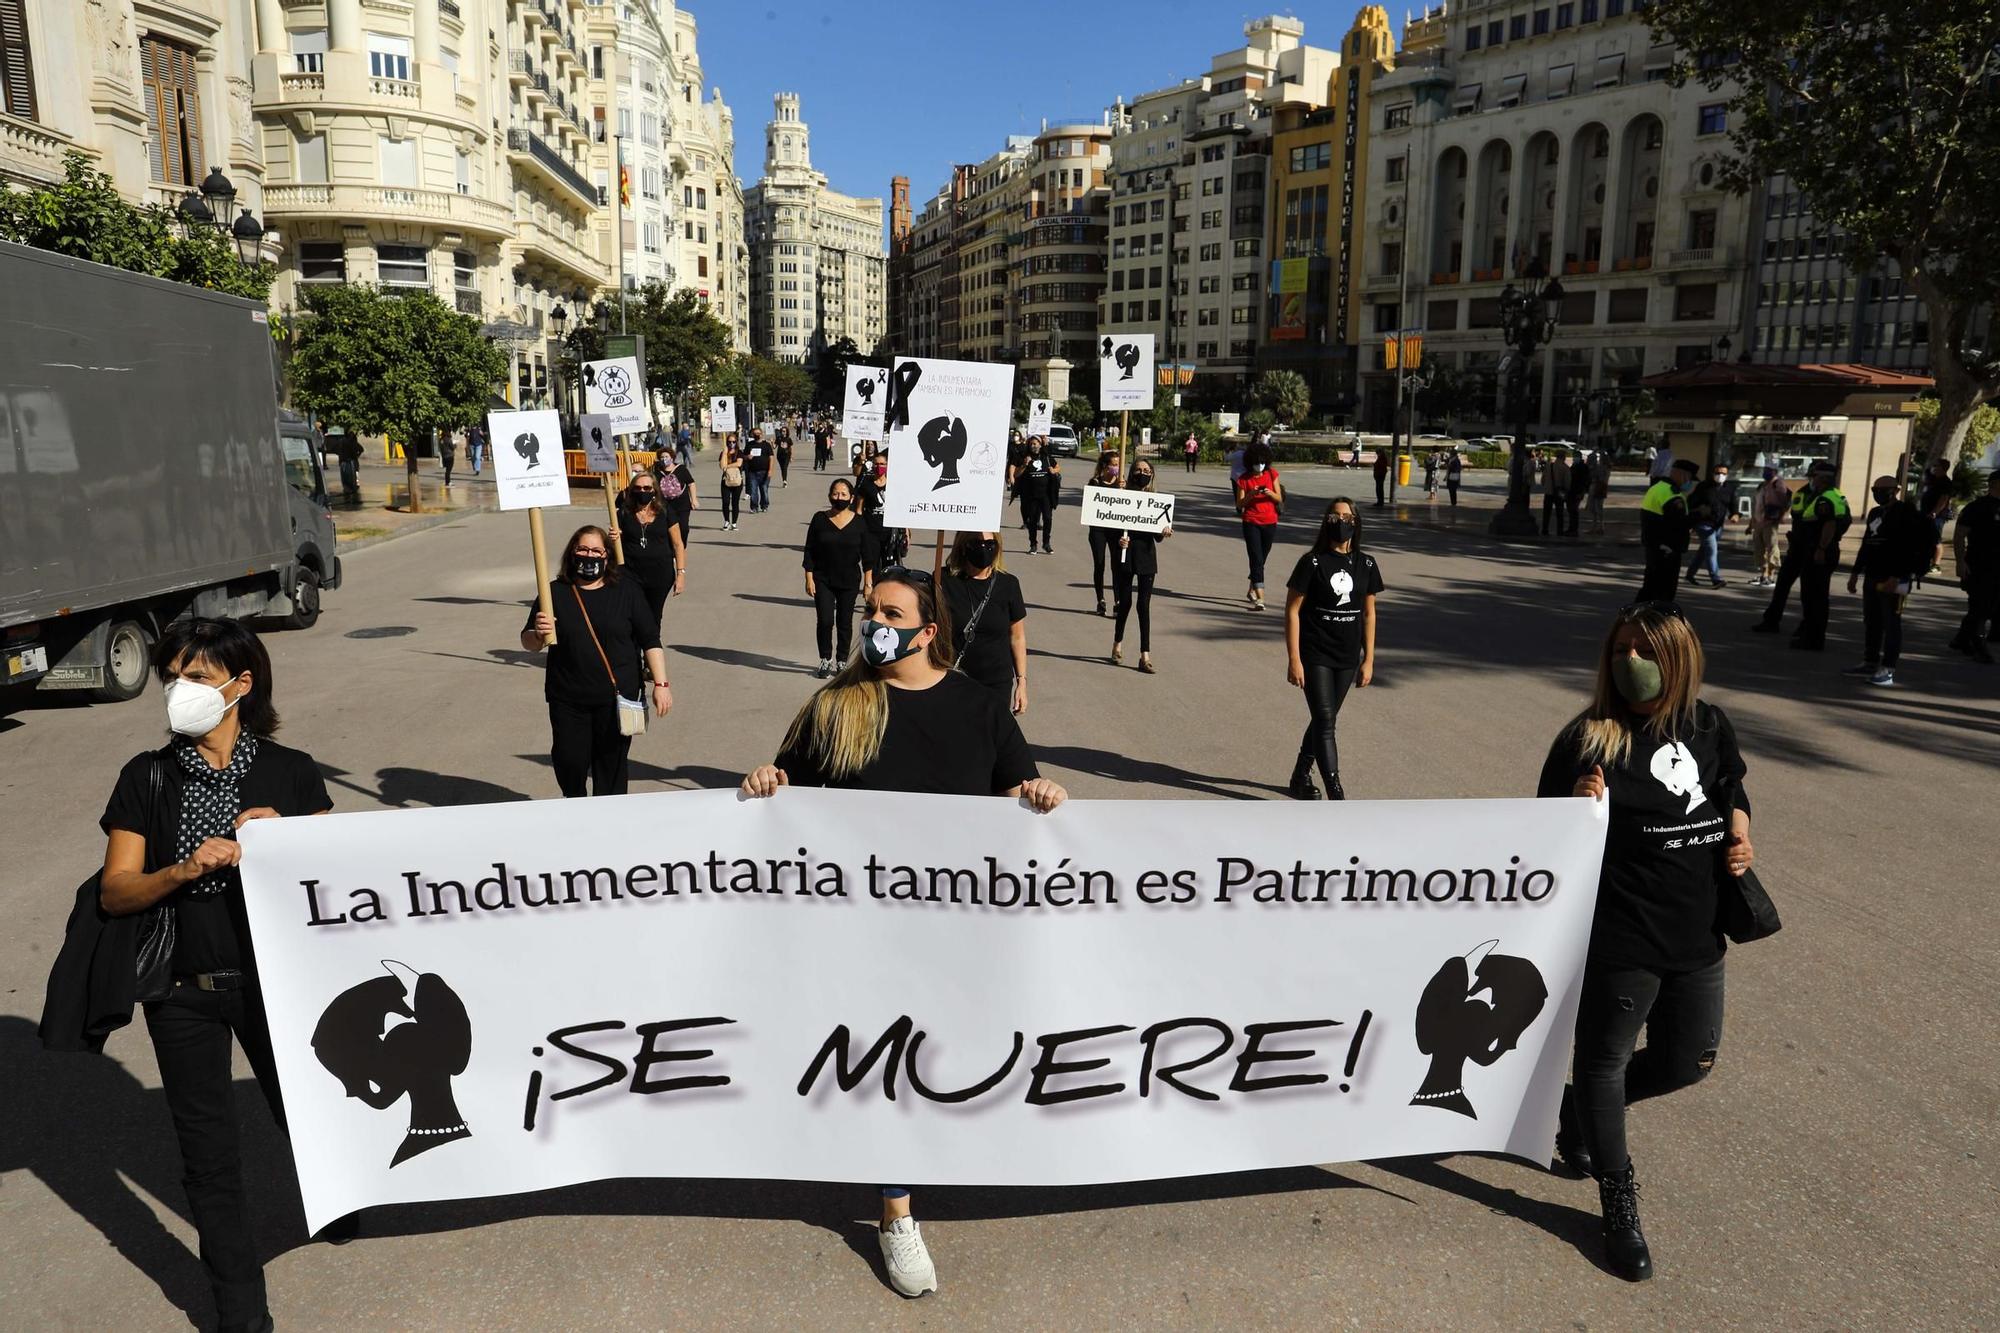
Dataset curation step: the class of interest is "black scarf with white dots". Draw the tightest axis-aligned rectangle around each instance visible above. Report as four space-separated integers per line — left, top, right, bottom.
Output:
172 734 258 898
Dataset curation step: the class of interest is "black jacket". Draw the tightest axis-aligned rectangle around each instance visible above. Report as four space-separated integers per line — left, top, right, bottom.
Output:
1852 500 1937 582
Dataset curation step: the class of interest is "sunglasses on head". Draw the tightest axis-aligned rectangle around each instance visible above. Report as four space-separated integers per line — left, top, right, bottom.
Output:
877 566 933 589
1618 599 1684 621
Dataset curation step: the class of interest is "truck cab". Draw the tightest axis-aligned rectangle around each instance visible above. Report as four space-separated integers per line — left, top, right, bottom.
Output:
278 411 342 628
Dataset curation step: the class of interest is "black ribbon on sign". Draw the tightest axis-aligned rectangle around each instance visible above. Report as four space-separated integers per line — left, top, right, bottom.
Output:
885 360 923 431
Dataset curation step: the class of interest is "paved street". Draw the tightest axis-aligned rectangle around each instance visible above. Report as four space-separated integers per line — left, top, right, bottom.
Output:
2 459 1994 1330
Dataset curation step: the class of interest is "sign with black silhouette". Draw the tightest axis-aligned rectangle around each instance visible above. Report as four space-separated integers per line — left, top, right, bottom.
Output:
578 412 617 474
313 962 474 1165
485 408 571 511
1025 397 1054 438
843 363 889 443
582 356 648 435
236 789 1603 1233
707 395 735 433
1098 332 1155 411
880 356 1013 529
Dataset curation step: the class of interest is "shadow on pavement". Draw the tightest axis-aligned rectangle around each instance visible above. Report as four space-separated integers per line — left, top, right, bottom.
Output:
513 753 741 791
315 764 531 808
674 643 816 675
1034 743 1290 800
1371 1154 1613 1276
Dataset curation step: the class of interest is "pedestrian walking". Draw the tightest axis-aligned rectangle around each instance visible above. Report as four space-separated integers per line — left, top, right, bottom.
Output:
437 429 457 487
1752 459 1850 649
617 472 688 629
91 617 336 1331
1372 448 1391 506
1111 459 1170 674
813 421 832 472
1747 466 1791 586
651 445 699 550
1446 448 1463 508
803 478 876 677
1843 476 1936 687
1588 452 1610 534
739 569 1066 1300
1235 440 1283 610
1084 452 1123 614
1919 457 1955 568
1283 498 1380 800
1567 451 1592 535
1683 462 1736 588
1423 450 1439 498
1949 468 2000 662
743 429 774 512
520 525 671 797
1637 460 1697 602
328 427 363 506
1541 451 1572 537
1015 437 1060 554
938 531 1029 711
1183 431 1200 472
467 424 487 476
775 428 794 486
718 434 746 530
1538 601 1757 1283
1227 438 1248 482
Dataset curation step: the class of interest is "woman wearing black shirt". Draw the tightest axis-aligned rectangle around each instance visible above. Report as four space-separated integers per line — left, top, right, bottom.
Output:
937 530 1029 713
1111 461 1171 673
803 478 877 677
1283 498 1381 799
718 435 746 530
521 524 671 796
741 570 1065 1298
1014 437 1060 554
1084 452 1123 613
651 448 699 549
98 618 332 1332
618 474 688 628
1535 601 1755 1283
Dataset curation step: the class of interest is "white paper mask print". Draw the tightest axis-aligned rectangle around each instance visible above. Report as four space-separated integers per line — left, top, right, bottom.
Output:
1648 740 1707 815
1330 569 1355 606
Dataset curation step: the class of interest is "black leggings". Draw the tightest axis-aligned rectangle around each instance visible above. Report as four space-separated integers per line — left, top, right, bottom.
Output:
549 698 631 797
1242 520 1276 586
1089 527 1116 601
1184 453 1197 472
1295 661 1354 791
1021 493 1053 548
1861 586 1904 668
815 584 858 661
1113 566 1154 651
721 484 743 523
1572 958 1724 1174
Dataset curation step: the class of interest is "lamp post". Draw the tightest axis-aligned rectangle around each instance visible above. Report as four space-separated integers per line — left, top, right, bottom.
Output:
1488 258 1565 537
175 167 268 269
549 302 570 426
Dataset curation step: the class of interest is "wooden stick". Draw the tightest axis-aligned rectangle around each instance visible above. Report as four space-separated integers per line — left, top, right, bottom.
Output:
527 507 557 645
603 473 625 564
1119 409 1129 476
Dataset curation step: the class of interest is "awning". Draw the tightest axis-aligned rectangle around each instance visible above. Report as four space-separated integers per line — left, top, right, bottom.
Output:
1593 52 1625 88
1548 63 1575 98
1644 43 1675 71
1497 73 1528 108
1453 83 1481 112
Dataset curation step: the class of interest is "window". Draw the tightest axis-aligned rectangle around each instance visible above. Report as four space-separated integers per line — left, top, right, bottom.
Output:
1697 104 1727 135
441 48 459 92
1581 0 1598 17
291 29 327 75
1232 272 1256 291
297 132 328 184
141 36 204 186
1548 62 1575 99
1508 15 1526 39
1556 3 1574 27
1385 155 1407 183
1197 308 1219 326
366 33 411 82
1487 20 1504 45
455 149 470 194
1533 9 1551 35
1686 208 1717 249
1288 142 1331 172
1674 283 1717 321
299 242 345 283
378 135 417 188
1465 26 1482 51
454 250 475 290
1149 266 1162 288
1607 0 1624 14
1382 241 1403 276
1200 242 1221 261
1234 238 1260 258
1231 306 1254 326
0 0 35 118
1149 300 1163 321
1232 204 1261 225
1111 270 1125 291
1201 209 1221 229
377 243 428 287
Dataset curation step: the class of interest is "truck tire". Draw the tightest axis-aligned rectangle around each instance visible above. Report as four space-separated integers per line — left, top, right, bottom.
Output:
286 568 323 630
94 620 152 703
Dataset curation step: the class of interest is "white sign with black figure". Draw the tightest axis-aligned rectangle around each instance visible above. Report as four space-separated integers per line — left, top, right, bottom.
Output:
583 357 648 435
843 363 889 442
578 413 617 473
1098 332 1155 411
708 396 735 433
881 356 1014 529
1082 485 1176 534
486 409 571 511
1026 397 1054 437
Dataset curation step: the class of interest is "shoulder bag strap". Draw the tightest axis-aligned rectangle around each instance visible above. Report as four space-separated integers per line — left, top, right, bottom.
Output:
955 578 1000 665
569 584 622 693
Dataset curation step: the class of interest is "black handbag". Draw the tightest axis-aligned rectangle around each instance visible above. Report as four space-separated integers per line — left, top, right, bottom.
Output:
1713 776 1781 944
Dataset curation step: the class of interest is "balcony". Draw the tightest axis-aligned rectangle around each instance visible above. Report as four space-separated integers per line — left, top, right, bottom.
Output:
517 215 606 285
1662 245 1736 273
263 182 514 238
509 50 534 84
370 75 421 103
0 113 75 187
506 126 597 209
273 71 324 102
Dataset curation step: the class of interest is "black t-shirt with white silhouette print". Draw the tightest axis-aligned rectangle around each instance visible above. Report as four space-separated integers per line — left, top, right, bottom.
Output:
1537 702 1752 972
1286 549 1383 668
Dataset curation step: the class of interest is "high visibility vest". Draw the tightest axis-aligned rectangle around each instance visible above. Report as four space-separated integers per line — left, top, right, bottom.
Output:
1791 485 1849 523
1640 480 1679 516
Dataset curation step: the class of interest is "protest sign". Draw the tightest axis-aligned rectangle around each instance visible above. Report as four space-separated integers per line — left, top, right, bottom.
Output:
708 396 735 433
1099 333 1155 411
1082 484 1175 534
239 788 1604 1232
486 409 570 512
1026 397 1054 437
578 414 617 474
881 356 1013 529
582 357 648 435
843 364 888 442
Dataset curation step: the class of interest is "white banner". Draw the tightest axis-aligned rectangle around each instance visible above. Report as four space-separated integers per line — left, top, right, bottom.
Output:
583 356 648 435
577 413 617 474
1025 397 1054 437
485 409 571 511
881 356 1013 529
843 363 888 443
1099 333 1155 411
239 790 1604 1232
1082 484 1176 534
708 396 735 433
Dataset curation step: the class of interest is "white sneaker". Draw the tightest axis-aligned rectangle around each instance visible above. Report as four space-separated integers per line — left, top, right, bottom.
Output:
878 1217 937 1297
1869 668 1896 686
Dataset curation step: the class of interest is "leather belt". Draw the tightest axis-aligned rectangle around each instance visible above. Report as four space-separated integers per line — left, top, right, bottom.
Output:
175 970 248 993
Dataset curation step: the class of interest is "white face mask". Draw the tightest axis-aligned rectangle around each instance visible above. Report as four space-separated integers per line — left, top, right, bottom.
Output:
164 677 240 738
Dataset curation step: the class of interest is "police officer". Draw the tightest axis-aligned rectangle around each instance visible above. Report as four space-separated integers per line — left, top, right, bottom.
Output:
1752 459 1850 649
1637 458 1698 602
1949 467 2000 664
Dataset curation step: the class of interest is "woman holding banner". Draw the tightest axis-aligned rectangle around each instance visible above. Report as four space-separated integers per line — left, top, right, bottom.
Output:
520 525 671 797
1112 460 1171 672
94 617 334 1332
1084 452 1122 614
718 435 746 531
740 569 1066 1298
803 478 876 677
1283 498 1379 798
1536 601 1754 1284
937 531 1029 712
1235 440 1284 609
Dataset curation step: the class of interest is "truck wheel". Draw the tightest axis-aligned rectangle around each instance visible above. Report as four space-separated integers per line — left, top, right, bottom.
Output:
94 620 152 703
286 569 322 630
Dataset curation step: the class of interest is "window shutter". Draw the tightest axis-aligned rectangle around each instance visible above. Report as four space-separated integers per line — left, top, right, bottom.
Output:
171 41 205 188
0 0 36 121
141 37 169 182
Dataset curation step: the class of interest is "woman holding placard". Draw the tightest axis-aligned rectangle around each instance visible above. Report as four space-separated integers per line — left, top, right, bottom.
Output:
1283 498 1380 799
1084 452 1123 614
1235 439 1284 609
520 525 670 797
740 570 1066 1299
717 435 746 531
1112 460 1171 673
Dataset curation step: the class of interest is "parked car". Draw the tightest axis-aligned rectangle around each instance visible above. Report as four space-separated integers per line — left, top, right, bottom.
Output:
1046 423 1081 456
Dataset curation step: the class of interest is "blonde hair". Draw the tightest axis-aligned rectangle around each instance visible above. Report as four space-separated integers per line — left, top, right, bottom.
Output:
779 573 956 779
945 530 1008 577
1570 605 1706 767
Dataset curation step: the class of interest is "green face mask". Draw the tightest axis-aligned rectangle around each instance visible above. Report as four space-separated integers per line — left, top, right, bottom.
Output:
1612 654 1664 704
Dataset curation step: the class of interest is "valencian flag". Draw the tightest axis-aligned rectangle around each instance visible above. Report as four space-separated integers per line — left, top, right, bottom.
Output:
619 164 631 208
1385 332 1424 371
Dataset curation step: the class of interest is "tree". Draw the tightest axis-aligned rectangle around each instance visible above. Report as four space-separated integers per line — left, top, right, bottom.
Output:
0 151 273 300
1413 365 1485 432
1909 395 2000 493
1648 1 2000 469
631 283 732 420
1055 395 1097 432
1253 370 1312 426
813 335 861 408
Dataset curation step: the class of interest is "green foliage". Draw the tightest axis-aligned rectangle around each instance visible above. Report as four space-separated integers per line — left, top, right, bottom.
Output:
1910 395 2000 492
1413 365 1488 429
1245 407 1277 435
703 353 813 413
0 152 273 300
1055 395 1098 432
289 285 506 444
1252 370 1312 425
813 335 862 407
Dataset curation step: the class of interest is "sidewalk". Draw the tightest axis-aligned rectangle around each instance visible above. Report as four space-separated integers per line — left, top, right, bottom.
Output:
1273 464 1648 547
331 457 502 553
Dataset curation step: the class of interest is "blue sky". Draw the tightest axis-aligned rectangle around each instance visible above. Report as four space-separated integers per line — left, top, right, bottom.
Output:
690 1 1374 217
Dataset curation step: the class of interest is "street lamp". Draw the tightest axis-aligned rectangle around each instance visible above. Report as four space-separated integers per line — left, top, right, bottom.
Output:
1489 259 1565 537
229 208 264 265
174 166 265 268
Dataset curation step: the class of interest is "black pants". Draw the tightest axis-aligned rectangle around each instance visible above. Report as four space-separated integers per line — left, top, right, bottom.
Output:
1958 571 1999 643
145 983 287 1329
440 452 455 485
635 575 672 634
1374 471 1387 505
777 451 791 482
549 698 631 797
1571 958 1724 1174
1112 565 1154 652
1021 494 1053 549
1639 550 1682 603
815 584 858 661
1861 585 1904 667
1294 662 1355 793
1184 454 1197 472
1447 478 1460 507
813 441 829 470
1542 491 1569 536
1798 559 1836 644
1089 527 1115 602
721 484 743 523
1242 521 1275 586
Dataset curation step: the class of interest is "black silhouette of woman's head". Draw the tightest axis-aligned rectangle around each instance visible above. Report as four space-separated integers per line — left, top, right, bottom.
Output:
313 961 475 1166
1410 942 1548 1119
917 414 969 489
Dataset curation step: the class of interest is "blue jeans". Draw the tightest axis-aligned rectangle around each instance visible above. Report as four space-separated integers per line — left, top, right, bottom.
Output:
747 471 771 511
1686 525 1721 583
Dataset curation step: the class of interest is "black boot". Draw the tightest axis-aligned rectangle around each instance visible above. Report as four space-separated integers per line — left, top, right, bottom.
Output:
1287 763 1319 800
1327 776 1346 800
1554 1086 1594 1178
1597 1162 1654 1282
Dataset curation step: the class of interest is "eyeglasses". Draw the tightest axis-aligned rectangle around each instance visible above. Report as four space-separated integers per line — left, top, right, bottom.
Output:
878 566 933 589
573 548 607 558
1618 599 1684 620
